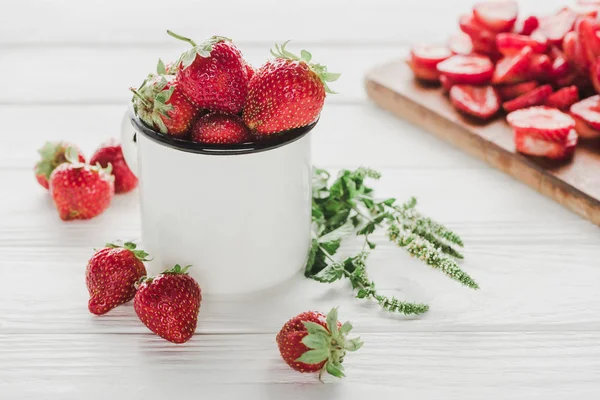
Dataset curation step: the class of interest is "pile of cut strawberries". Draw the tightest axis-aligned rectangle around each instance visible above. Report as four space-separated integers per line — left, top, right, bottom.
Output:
407 0 600 160
130 31 339 144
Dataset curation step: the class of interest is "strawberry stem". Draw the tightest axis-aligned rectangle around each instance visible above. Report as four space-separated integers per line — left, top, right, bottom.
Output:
129 87 151 107
167 30 197 47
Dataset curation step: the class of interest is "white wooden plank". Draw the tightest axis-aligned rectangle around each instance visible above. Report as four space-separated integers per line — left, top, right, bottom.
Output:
0 0 567 45
1 332 598 399
0 45 397 105
0 104 482 170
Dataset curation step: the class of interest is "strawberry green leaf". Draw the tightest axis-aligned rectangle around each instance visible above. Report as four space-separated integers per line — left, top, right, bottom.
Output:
302 321 329 335
344 337 363 352
163 264 192 275
300 50 312 63
295 349 329 365
325 360 345 378
325 307 339 335
157 59 167 75
301 333 328 350
339 321 353 335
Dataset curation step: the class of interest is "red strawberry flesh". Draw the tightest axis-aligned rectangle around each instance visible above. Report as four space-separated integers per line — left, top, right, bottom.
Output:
545 86 580 111
507 106 576 141
492 46 532 84
515 16 539 35
411 45 452 67
449 84 500 119
496 32 548 55
536 8 578 45
496 81 538 101
473 0 518 33
572 113 600 139
570 95 600 129
407 59 440 82
436 54 494 84
448 33 474 55
502 85 553 112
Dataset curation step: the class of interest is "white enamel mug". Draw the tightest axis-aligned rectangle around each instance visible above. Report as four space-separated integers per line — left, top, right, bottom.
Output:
121 106 314 294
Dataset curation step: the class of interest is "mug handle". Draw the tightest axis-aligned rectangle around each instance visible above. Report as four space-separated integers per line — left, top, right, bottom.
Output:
120 103 138 177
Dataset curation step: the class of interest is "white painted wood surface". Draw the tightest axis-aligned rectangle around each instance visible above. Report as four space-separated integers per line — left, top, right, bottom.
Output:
1 1 599 399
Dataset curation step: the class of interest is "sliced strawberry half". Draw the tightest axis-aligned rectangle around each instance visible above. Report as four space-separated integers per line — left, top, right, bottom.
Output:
492 46 532 84
576 17 600 65
496 81 539 100
502 85 554 112
496 32 548 55
514 128 578 160
437 54 494 85
459 13 497 44
572 113 600 139
570 95 600 129
411 45 453 68
507 106 576 141
529 54 552 81
545 86 580 110
548 47 570 80
449 84 500 119
473 1 518 33
515 16 539 36
448 33 474 55
407 59 440 82
536 7 578 46
562 30 590 74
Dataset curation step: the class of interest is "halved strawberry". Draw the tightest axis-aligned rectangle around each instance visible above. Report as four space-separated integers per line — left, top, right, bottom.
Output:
440 74 454 93
411 45 453 68
570 95 600 129
529 54 552 81
492 46 532 84
572 113 600 139
514 128 578 160
448 33 474 55
536 7 578 46
473 1 518 33
502 85 553 112
548 47 570 80
449 84 500 119
459 13 497 44
496 81 539 100
590 57 600 92
437 54 494 84
576 17 600 65
545 86 580 110
507 106 576 141
515 16 539 36
407 59 440 82
496 32 548 55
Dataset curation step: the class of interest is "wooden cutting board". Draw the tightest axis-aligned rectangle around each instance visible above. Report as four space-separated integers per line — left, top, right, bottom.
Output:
365 59 600 226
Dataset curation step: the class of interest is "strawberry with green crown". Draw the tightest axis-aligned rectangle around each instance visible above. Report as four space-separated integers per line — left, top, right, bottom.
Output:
276 307 362 379
243 41 340 135
35 141 85 189
130 60 198 137
86 241 149 315
49 147 114 221
167 30 250 114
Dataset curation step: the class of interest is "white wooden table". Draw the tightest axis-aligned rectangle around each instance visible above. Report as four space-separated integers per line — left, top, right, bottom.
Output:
2 1 600 398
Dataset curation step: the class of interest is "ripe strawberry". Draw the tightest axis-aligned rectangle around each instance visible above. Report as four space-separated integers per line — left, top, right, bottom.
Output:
130 70 197 137
496 81 539 100
436 54 494 85
507 106 575 142
407 59 440 82
495 32 548 55
243 41 339 135
502 84 553 112
35 142 85 190
492 46 532 84
276 308 362 379
49 148 114 221
536 7 578 46
515 16 539 36
572 113 600 139
473 0 518 33
449 84 500 119
134 264 201 344
570 95 600 129
168 31 249 114
86 242 149 315
244 62 255 81
545 86 580 110
190 112 252 144
448 33 473 55
410 45 452 68
514 128 578 160
89 139 138 194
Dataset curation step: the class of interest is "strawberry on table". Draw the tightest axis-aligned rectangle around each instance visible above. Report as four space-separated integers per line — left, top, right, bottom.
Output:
90 139 138 194
168 31 249 114
35 141 85 190
276 308 362 379
134 264 201 344
86 242 149 315
49 147 114 221
472 0 518 33
492 46 532 84
545 86 580 111
130 69 198 137
436 54 494 85
496 81 539 101
502 84 553 112
243 41 339 135
449 84 500 119
190 112 252 144
570 94 600 129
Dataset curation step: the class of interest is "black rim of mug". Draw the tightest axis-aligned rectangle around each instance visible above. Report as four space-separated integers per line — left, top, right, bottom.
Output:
129 111 317 156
